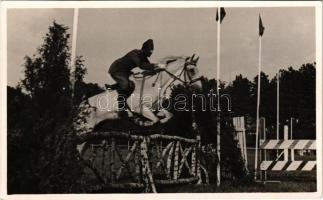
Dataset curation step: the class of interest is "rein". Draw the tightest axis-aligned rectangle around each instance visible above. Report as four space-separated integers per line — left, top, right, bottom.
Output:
133 69 186 84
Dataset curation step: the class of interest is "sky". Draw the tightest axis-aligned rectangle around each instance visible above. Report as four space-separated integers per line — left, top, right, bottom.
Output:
7 7 316 87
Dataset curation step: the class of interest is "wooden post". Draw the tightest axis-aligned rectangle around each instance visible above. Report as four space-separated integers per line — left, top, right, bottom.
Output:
233 117 248 169
190 90 201 183
276 71 280 159
140 140 149 192
134 146 141 183
156 141 161 160
284 125 288 161
116 141 138 180
140 138 156 193
291 149 295 161
263 118 267 180
191 145 196 176
167 142 175 179
259 117 266 181
290 118 295 161
101 140 108 180
173 141 180 180
156 142 174 169
89 143 98 167
196 134 202 184
110 138 116 183
178 146 192 177
242 117 248 168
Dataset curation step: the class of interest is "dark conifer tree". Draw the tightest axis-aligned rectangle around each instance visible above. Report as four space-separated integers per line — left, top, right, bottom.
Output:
9 22 87 193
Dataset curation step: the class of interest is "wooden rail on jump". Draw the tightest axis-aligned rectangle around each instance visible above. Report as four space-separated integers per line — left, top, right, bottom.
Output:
256 122 316 182
259 138 316 172
77 131 209 193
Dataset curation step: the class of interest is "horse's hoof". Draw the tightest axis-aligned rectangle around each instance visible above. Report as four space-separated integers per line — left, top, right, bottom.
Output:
156 112 166 117
143 121 154 126
160 118 170 124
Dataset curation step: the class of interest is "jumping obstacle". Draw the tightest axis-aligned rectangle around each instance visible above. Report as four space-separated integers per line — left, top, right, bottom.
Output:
259 138 316 172
76 131 209 193
256 121 316 181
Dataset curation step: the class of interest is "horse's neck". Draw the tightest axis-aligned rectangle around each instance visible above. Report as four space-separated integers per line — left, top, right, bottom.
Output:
161 67 183 93
150 64 184 106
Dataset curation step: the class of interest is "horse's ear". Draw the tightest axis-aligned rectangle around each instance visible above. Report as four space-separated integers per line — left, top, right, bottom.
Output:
190 54 196 61
194 56 200 64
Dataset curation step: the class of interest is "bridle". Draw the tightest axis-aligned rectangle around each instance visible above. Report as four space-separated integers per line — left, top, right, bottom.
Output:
133 55 201 87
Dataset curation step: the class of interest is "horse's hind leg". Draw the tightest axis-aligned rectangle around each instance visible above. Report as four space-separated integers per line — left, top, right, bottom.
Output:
157 109 174 123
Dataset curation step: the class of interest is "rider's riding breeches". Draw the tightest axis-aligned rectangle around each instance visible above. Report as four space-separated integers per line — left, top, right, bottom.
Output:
110 73 135 111
110 73 135 97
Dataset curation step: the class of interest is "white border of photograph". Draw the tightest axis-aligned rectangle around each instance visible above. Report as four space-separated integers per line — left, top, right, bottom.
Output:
0 1 322 200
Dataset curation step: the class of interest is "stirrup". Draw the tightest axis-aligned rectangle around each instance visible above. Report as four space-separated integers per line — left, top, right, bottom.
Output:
105 83 118 90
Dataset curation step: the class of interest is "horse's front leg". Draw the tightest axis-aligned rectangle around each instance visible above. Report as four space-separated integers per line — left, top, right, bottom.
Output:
93 109 119 123
133 105 159 126
156 109 174 123
141 105 160 123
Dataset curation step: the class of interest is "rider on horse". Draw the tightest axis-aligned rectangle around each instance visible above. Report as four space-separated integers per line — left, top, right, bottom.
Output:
107 39 164 117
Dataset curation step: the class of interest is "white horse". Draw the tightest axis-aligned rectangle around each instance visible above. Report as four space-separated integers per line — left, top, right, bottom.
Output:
75 55 201 152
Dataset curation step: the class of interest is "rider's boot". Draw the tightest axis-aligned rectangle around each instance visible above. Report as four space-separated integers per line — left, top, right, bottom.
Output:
117 94 129 118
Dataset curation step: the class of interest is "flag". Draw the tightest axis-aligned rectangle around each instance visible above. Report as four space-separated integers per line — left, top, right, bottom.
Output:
259 14 265 36
216 7 226 24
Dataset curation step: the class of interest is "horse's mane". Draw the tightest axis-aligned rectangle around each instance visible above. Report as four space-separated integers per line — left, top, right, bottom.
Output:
158 56 188 64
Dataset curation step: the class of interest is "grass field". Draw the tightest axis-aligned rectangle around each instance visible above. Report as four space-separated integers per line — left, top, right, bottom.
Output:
158 180 317 193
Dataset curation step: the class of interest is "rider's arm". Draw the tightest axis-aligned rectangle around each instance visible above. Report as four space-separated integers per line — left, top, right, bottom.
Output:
139 56 157 70
140 62 157 70
128 50 158 70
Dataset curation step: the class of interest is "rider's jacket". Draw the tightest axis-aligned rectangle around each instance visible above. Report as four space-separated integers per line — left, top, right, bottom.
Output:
108 49 156 76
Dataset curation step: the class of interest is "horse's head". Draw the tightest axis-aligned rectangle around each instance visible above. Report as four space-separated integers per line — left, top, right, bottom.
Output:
159 54 201 85
184 54 200 82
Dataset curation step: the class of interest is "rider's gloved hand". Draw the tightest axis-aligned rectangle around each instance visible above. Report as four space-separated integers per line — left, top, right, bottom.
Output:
157 63 167 69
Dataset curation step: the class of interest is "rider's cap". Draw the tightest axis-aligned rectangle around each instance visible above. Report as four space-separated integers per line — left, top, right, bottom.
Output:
142 39 154 51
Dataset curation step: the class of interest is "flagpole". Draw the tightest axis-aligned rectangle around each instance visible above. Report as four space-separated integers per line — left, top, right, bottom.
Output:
71 8 79 96
254 24 262 181
276 70 280 158
216 6 221 187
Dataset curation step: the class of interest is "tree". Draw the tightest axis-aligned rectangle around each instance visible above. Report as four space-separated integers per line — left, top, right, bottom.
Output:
8 21 86 193
226 74 252 116
72 56 104 105
250 72 273 120
279 63 316 139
